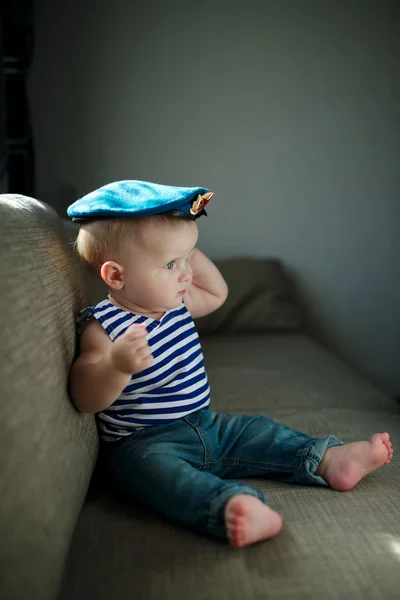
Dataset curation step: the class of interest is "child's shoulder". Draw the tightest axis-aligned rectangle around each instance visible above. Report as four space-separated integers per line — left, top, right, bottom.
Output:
76 299 110 334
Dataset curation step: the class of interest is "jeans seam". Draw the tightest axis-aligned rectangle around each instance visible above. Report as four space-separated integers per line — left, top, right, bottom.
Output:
307 452 322 465
198 411 214 465
184 412 210 467
297 441 320 481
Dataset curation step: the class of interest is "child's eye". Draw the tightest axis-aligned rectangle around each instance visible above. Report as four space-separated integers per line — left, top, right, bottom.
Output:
164 262 174 270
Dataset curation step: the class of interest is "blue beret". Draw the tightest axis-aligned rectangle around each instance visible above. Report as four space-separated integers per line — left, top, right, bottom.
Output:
67 180 213 223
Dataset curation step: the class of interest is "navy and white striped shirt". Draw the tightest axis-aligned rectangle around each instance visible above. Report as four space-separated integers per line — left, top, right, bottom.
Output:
82 299 210 441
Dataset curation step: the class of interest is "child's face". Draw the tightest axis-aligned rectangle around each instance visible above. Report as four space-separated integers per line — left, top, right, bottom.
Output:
120 219 199 313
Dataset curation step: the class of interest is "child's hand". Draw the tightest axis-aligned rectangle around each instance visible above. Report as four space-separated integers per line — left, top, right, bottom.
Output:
110 324 153 375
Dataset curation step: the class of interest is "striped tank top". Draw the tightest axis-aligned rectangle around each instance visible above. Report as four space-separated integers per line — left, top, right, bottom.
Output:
81 299 210 441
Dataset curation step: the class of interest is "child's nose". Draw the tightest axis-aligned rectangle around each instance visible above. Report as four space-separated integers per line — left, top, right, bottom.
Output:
179 265 192 282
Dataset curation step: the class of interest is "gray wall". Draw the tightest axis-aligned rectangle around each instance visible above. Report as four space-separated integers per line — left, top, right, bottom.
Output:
29 0 400 394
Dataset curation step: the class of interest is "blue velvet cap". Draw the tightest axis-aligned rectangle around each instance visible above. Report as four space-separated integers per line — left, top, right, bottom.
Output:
67 180 213 222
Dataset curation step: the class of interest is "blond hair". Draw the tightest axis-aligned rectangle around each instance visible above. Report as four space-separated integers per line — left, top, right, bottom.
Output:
75 214 189 274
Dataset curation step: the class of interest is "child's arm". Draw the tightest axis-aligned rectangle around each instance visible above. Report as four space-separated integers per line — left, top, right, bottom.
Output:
184 249 228 318
69 320 153 413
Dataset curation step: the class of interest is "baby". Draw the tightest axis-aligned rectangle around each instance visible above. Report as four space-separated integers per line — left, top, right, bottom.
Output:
68 180 393 548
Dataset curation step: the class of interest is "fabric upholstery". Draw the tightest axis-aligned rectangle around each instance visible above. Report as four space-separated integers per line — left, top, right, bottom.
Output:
60 334 400 600
196 258 302 334
201 334 399 413
1 198 399 600
0 195 98 600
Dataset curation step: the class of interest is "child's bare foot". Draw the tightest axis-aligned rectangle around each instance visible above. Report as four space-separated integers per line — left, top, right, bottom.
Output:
224 495 282 548
317 433 393 492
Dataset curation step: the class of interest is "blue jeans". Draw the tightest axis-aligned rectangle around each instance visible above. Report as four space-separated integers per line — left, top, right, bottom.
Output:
100 409 342 539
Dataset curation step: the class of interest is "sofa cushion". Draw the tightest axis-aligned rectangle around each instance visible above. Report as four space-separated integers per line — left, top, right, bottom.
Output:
201 334 399 413
59 334 400 600
60 391 400 600
0 195 98 600
195 258 302 335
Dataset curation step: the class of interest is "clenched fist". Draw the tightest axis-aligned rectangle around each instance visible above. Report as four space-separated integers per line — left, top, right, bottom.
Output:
110 324 153 375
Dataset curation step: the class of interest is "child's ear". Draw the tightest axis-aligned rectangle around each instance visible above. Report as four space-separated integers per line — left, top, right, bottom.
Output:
100 261 124 289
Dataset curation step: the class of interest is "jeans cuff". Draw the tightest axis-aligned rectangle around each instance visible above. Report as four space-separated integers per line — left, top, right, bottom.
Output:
205 484 268 539
296 435 343 486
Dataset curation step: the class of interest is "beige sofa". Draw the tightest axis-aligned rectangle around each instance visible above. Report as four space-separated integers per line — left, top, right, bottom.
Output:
1 194 399 600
